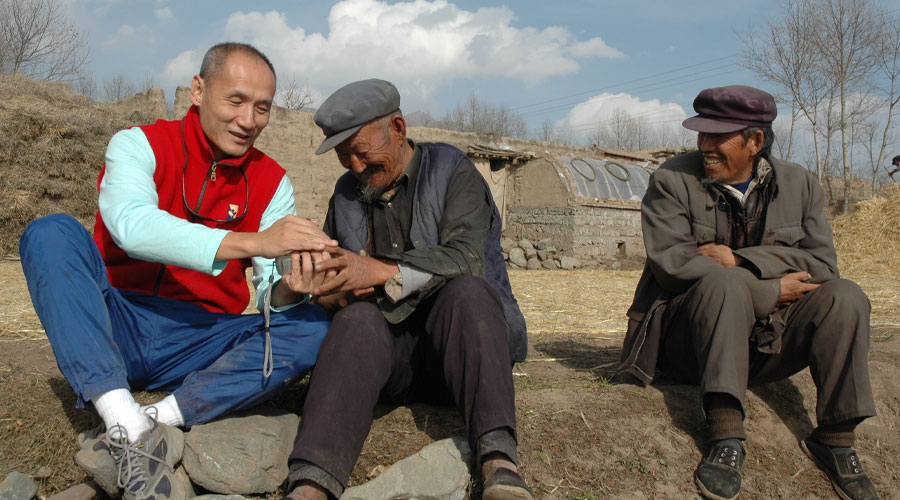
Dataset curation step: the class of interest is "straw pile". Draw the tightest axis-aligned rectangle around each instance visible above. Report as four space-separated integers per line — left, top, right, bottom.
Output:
831 183 900 278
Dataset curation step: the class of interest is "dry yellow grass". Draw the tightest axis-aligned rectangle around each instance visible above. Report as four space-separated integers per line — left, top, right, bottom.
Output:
833 183 900 278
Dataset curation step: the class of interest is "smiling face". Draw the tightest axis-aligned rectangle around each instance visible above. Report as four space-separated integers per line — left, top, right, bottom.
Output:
697 129 762 185
334 114 409 192
190 51 276 160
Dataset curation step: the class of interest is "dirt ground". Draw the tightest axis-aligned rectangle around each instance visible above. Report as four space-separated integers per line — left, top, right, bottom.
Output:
1 261 898 499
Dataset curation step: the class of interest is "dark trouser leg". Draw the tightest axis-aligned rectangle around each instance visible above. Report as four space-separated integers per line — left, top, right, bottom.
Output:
288 302 401 496
748 278 875 445
422 275 518 461
288 276 518 496
657 268 756 418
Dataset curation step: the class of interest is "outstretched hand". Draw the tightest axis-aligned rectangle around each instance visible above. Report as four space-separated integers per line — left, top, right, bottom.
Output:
313 247 399 296
256 215 338 258
778 271 820 305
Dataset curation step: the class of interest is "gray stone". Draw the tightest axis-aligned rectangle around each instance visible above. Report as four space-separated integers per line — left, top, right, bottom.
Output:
183 408 298 495
191 496 248 500
559 256 580 270
535 238 554 250
526 257 541 270
0 472 38 500
541 259 558 270
341 437 472 500
517 238 534 251
46 482 99 500
508 247 527 267
524 247 537 259
537 247 557 261
499 237 516 253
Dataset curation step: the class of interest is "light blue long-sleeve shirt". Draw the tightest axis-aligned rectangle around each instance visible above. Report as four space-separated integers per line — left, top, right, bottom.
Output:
98 127 305 313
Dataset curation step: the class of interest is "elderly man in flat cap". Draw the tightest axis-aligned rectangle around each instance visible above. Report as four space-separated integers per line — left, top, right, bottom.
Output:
281 79 532 500
618 85 878 500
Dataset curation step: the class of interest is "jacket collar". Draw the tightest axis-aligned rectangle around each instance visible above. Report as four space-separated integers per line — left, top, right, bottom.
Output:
182 105 255 168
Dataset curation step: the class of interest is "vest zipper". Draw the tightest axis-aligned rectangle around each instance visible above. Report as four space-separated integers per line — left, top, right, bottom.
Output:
210 162 217 182
152 263 166 295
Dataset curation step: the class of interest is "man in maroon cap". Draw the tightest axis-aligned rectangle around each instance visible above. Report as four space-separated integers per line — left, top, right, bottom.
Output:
618 85 878 500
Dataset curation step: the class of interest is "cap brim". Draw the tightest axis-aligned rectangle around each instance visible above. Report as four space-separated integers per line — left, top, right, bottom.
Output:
682 116 748 134
314 124 364 155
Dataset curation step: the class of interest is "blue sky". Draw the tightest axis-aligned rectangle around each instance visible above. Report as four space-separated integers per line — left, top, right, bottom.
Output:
65 0 771 142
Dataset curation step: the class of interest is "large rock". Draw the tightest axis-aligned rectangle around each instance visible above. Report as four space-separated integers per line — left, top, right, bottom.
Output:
541 259 558 270
526 257 541 270
341 437 472 500
537 247 558 261
508 247 527 268
534 238 554 250
182 408 298 495
0 472 38 500
524 247 537 259
517 238 534 251
499 237 516 253
559 256 580 270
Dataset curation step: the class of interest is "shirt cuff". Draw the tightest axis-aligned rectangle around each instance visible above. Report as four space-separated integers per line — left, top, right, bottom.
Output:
256 278 310 314
384 262 433 303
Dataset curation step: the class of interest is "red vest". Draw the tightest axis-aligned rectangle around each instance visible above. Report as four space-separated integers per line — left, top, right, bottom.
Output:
93 106 285 313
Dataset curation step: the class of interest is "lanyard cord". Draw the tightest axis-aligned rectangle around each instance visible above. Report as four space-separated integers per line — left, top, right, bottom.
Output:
262 270 274 378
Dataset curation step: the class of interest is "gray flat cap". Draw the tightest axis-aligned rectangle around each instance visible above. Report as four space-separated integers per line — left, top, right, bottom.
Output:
313 78 401 155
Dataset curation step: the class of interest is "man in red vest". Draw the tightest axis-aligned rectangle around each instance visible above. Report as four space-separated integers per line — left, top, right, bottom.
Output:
19 43 333 500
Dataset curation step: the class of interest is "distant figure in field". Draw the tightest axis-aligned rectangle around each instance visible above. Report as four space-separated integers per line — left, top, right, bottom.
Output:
619 85 878 500
887 155 900 180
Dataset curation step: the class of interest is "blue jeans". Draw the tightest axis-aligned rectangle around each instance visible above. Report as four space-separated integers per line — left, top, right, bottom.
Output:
20 214 330 427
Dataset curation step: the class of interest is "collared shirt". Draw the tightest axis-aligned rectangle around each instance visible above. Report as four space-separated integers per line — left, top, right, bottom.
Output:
323 140 494 323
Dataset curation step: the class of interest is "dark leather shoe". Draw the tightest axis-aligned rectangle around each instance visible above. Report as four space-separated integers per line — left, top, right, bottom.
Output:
801 437 879 500
482 468 534 500
694 439 745 500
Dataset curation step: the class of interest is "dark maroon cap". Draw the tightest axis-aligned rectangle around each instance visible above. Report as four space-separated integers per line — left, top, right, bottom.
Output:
682 85 776 133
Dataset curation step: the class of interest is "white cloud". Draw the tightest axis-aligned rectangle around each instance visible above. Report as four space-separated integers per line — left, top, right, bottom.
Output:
161 49 202 87
154 7 173 20
101 24 156 50
159 0 625 108
557 92 688 144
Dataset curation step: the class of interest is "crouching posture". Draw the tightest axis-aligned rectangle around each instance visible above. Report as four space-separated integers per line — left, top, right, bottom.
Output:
619 85 878 500
282 79 533 500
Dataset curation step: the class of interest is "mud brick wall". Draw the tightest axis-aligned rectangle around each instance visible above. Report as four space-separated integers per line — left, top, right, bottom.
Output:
506 206 645 260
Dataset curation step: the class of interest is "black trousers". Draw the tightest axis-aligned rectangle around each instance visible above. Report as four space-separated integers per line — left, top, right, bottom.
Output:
657 268 876 427
288 276 517 494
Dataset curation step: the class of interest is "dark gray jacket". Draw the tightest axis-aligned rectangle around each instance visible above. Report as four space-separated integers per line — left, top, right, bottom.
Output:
619 150 839 383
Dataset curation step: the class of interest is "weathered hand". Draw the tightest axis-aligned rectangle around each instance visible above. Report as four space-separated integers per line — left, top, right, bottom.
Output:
256 215 338 258
697 243 743 268
313 247 399 295
778 271 820 305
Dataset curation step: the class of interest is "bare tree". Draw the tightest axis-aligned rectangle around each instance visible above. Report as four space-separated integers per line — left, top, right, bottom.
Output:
816 0 882 212
590 107 655 151
0 0 88 81
438 93 528 138
72 73 96 99
138 72 156 93
277 74 312 110
103 73 136 102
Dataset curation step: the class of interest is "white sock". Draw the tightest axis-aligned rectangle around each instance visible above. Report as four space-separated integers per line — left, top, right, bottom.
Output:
91 389 151 442
142 394 185 428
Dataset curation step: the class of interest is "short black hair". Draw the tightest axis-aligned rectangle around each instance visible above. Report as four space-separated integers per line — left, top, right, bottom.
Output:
892 155 900 165
742 126 775 162
199 42 276 84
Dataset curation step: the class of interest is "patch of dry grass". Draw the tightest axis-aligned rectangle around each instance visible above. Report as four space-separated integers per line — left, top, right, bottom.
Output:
832 183 900 278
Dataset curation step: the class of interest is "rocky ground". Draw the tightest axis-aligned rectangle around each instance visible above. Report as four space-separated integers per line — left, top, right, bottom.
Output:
2 262 899 499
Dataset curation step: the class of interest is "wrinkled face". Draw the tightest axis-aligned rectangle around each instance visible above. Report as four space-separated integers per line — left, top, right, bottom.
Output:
334 118 405 190
190 52 276 160
697 130 761 185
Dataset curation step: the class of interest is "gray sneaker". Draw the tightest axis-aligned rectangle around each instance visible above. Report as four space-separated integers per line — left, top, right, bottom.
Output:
75 424 121 497
106 418 185 500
